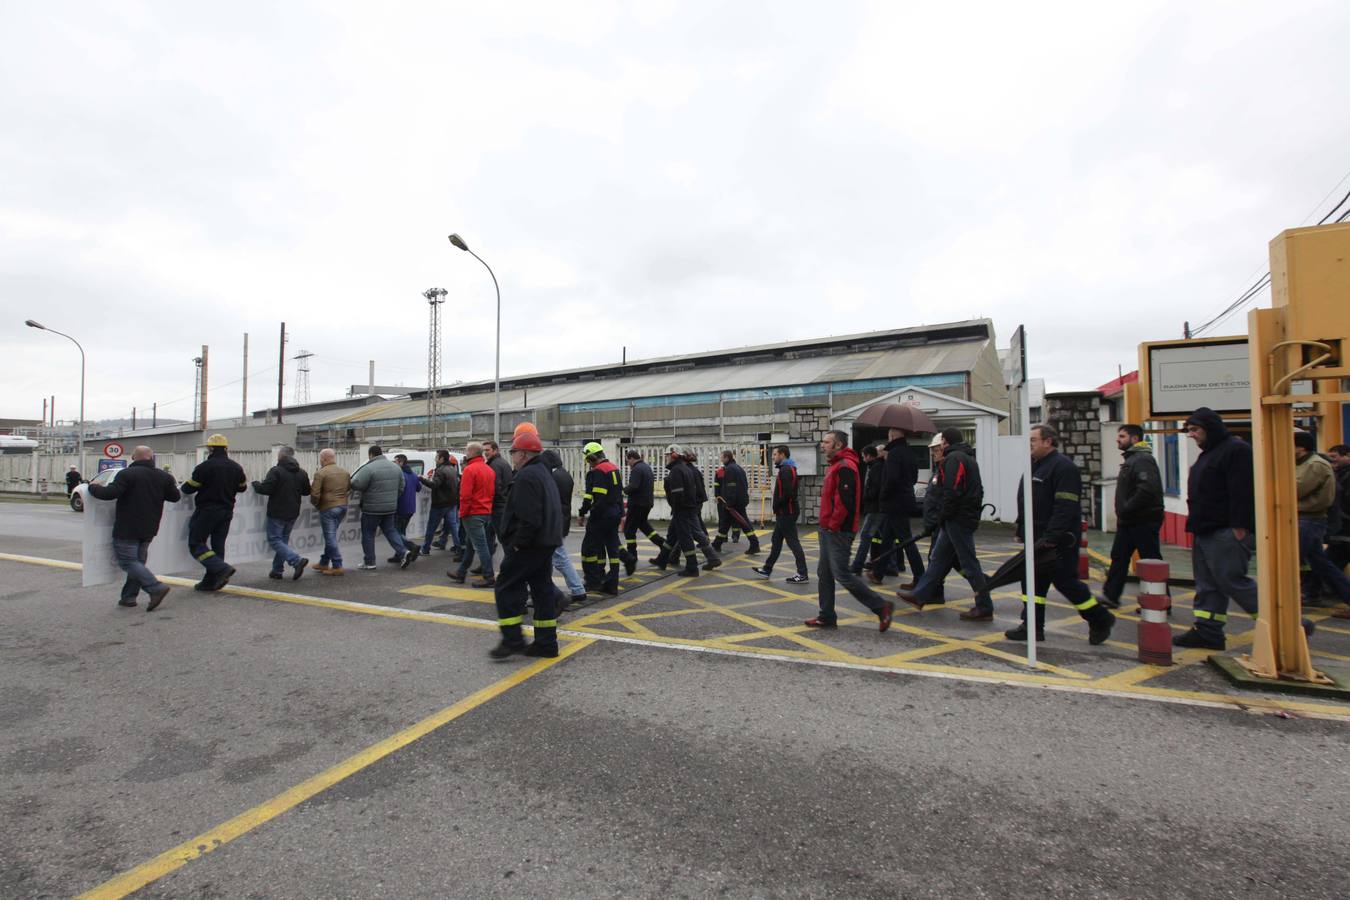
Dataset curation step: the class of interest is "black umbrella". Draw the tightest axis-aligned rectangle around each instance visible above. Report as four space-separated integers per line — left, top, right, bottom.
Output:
982 542 1060 592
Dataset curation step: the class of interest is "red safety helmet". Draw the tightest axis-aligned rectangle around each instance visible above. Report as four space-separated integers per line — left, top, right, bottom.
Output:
511 431 543 453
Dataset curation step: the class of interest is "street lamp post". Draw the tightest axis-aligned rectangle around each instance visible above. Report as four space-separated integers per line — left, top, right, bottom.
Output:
25 319 86 474
447 234 501 444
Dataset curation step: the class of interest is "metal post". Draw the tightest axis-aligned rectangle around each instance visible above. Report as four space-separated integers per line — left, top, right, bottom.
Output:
277 322 286 425
447 235 501 444
242 332 249 426
200 344 209 431
1020 378 1038 667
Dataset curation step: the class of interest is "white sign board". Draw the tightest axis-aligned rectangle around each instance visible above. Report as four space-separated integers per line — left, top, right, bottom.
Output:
1146 339 1250 416
83 489 431 587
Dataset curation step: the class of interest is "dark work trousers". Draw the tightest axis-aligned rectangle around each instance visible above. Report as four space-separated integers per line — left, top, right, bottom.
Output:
581 511 622 589
395 512 412 537
761 512 808 576
1020 539 1108 630
486 505 504 557
876 512 925 580
850 512 887 573
1103 520 1163 604
188 505 234 576
910 522 987 610
1298 517 1350 602
1191 529 1258 641
663 507 703 568
816 529 887 623
494 546 562 650
623 504 663 559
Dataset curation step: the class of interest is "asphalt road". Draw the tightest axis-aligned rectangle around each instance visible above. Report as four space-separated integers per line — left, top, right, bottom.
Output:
2 507 1348 898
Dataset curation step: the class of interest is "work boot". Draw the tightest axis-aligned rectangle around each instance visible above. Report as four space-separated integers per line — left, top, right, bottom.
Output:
146 586 170 612
711 536 726 552
679 554 701 577
622 549 637 576
1088 609 1115 646
524 642 559 658
746 535 761 556
1173 628 1224 650
701 551 722 572
489 639 528 659
1004 624 1044 642
209 566 236 591
649 546 673 570
602 566 621 596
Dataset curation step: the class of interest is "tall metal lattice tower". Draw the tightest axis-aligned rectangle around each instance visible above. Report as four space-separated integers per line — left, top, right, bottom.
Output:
293 350 314 406
423 287 447 444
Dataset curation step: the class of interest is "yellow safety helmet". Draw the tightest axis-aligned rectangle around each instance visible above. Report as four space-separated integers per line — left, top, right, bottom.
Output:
206 433 229 448
582 441 604 457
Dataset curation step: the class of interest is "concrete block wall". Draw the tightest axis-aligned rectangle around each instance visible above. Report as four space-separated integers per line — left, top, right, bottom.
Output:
788 402 831 524
1042 391 1103 525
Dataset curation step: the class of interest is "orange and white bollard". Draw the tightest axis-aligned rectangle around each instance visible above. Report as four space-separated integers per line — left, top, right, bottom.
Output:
1136 558 1172 666
1078 520 1090 580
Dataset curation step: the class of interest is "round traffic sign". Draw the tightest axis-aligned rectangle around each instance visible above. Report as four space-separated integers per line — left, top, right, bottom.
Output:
103 441 124 459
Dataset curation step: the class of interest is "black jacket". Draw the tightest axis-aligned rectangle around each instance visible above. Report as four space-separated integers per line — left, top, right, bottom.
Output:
1017 449 1082 545
690 463 709 505
182 450 248 509
420 462 460 508
88 459 181 541
1184 409 1255 535
665 458 701 511
772 461 800 516
860 457 884 515
253 457 312 520
500 455 563 551
487 453 513 511
879 438 918 516
716 460 748 507
541 450 575 536
65 470 82 492
933 442 983 531
625 460 654 507
1115 442 1164 526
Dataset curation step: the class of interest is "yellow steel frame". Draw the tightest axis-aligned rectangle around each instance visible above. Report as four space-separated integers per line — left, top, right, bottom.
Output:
1241 224 1350 683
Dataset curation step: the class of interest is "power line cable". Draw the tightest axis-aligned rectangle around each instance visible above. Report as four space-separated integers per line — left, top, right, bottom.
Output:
1189 166 1350 337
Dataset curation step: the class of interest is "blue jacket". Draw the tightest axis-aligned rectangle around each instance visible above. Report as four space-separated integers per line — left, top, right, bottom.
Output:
398 465 421 516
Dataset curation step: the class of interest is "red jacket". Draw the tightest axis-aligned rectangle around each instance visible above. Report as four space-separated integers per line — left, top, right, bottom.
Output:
819 447 862 532
458 455 496 517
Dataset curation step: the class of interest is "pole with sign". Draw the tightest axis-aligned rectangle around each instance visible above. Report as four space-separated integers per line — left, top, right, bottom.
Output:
1005 326 1038 668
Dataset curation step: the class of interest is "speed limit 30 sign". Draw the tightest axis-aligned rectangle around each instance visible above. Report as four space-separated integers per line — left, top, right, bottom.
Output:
103 441 125 459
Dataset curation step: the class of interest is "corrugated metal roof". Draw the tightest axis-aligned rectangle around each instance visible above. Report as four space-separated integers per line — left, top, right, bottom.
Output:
312 339 987 426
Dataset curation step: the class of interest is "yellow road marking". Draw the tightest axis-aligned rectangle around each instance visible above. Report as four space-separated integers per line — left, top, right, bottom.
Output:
7 554 1347 720
77 638 594 899
0 551 82 570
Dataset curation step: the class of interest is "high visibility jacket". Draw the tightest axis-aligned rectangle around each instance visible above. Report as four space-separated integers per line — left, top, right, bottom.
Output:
665 458 701 511
579 459 623 517
458 455 496 517
1017 449 1081 544
182 450 247 510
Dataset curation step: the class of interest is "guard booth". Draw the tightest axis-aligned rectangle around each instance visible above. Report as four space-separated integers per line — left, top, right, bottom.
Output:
833 386 1011 520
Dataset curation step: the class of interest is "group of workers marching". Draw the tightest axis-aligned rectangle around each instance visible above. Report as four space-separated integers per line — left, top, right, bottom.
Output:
90 406 1346 661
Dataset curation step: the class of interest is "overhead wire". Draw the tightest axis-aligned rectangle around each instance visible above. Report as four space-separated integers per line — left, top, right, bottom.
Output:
1189 167 1350 337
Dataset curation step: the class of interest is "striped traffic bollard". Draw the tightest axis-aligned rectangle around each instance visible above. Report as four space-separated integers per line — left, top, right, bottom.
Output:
1136 558 1172 666
1078 520 1090 579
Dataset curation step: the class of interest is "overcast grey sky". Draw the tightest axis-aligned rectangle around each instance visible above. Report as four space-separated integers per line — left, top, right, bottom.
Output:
4 1 1349 423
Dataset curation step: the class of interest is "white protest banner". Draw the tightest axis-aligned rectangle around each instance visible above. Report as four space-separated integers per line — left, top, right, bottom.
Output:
83 486 431 587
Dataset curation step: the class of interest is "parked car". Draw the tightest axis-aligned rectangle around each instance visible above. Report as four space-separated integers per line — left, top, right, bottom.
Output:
70 467 121 512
